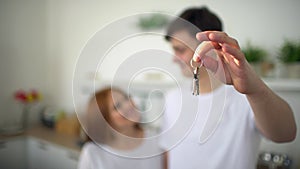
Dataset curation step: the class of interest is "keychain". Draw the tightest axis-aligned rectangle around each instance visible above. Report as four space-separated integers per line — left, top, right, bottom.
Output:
190 59 203 96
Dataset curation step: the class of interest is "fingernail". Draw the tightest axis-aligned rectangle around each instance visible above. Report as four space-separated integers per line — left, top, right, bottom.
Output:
196 32 209 41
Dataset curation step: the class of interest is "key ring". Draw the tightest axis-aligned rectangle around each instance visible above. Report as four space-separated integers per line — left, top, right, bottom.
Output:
190 58 203 69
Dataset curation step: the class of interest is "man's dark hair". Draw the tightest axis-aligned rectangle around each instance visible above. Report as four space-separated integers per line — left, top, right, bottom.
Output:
165 7 223 41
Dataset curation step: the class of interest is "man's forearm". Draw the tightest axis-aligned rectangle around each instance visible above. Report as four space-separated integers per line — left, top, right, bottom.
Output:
246 81 296 142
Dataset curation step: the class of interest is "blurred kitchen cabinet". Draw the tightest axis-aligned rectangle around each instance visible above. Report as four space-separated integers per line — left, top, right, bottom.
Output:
27 138 56 169
51 144 79 169
57 149 79 169
260 78 300 169
0 138 26 169
27 137 79 169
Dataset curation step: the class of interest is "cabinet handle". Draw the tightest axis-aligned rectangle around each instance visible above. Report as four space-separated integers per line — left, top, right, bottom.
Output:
67 151 79 161
0 140 6 149
37 141 48 151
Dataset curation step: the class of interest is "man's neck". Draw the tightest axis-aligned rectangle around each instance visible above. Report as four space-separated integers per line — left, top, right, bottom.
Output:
198 71 223 93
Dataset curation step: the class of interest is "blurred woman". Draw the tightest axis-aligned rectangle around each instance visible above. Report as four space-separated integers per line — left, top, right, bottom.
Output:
78 87 166 169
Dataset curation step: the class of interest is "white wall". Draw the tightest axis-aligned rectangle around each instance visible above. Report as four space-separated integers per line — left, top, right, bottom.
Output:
0 0 48 127
0 0 300 165
48 0 300 111
1 0 299 114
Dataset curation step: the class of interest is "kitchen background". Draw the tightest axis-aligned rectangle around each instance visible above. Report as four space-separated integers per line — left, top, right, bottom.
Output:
1 0 300 169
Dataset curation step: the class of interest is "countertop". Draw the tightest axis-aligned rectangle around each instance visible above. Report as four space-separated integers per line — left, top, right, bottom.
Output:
263 78 300 91
0 125 81 152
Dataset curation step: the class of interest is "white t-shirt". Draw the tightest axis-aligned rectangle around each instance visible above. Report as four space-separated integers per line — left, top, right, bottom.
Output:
78 131 164 169
159 83 262 169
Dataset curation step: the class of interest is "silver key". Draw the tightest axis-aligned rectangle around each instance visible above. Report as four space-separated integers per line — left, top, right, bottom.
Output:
192 67 200 95
190 58 203 96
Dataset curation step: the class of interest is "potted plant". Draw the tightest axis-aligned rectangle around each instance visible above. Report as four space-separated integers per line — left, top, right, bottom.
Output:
278 39 300 78
242 42 273 77
137 13 169 30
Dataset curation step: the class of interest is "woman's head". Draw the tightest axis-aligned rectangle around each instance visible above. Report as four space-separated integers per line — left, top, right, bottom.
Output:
97 87 140 130
85 87 141 143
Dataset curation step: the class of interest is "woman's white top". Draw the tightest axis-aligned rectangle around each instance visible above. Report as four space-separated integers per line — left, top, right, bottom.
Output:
78 131 164 169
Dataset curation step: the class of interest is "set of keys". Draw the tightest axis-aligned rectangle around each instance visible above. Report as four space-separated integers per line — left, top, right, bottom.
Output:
190 59 203 96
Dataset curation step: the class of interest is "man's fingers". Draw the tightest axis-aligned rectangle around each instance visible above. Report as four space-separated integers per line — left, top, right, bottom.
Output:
196 31 240 49
193 41 213 61
202 56 218 73
196 32 210 42
222 44 246 66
